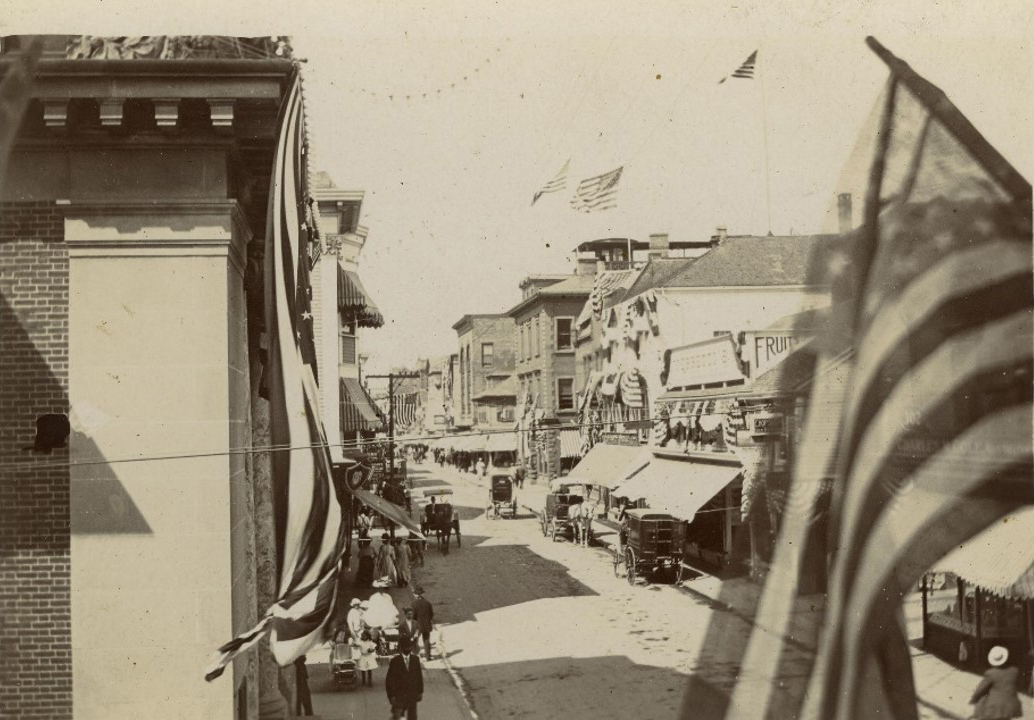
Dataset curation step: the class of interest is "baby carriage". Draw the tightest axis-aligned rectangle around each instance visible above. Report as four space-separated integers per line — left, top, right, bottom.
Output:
363 591 401 657
329 630 358 690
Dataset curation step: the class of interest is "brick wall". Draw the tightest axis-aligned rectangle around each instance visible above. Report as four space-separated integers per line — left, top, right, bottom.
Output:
0 201 73 719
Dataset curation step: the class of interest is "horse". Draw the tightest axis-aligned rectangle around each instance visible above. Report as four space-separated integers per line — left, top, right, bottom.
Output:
567 501 584 544
578 500 597 547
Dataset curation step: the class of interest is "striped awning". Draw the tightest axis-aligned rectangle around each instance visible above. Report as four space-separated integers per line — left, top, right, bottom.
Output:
566 443 651 489
340 378 384 433
485 432 518 453
559 429 582 458
612 458 741 523
338 267 384 328
933 507 1034 599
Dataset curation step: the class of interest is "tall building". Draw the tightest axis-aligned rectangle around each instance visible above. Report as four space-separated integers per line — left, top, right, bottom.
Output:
452 314 516 432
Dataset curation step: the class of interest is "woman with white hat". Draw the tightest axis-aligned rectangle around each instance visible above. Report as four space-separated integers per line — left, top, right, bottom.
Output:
968 645 1022 720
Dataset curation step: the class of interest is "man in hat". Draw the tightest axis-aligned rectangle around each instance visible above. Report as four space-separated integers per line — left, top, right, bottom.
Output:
412 587 435 661
346 598 364 640
385 639 423 719
969 645 1023 719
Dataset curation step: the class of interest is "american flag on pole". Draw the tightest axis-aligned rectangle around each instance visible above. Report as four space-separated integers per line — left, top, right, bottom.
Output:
570 166 623 213
719 50 757 84
695 37 1033 720
206 70 348 681
532 159 569 205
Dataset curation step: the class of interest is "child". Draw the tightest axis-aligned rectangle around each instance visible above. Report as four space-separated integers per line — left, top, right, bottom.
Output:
357 629 378 687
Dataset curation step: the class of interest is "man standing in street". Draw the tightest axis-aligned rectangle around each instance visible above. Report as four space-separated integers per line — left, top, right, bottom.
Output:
412 587 435 661
294 655 313 716
385 639 423 719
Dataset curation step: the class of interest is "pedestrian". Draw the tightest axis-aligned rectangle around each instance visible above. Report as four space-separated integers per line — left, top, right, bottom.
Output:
476 457 486 477
357 629 378 686
408 533 425 568
346 598 364 639
356 538 375 586
968 646 1023 719
400 607 421 649
294 655 313 716
385 639 424 720
375 533 397 586
412 587 435 661
395 537 411 588
514 465 525 489
357 507 373 539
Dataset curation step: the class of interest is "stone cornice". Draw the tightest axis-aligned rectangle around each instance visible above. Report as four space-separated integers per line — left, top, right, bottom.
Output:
63 199 252 274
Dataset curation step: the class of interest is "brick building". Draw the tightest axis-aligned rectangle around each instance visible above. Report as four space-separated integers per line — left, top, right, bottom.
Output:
452 314 516 431
0 36 301 719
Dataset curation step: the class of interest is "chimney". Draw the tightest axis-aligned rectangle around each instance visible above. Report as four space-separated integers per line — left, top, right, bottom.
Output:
716 226 728 244
648 233 670 260
837 193 853 234
575 255 598 277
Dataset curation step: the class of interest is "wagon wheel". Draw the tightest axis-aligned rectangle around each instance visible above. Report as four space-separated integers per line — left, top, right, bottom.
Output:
612 547 626 577
625 548 637 585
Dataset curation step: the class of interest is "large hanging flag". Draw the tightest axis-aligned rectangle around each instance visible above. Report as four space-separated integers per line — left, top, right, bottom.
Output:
719 50 757 83
531 159 570 205
206 70 348 681
705 37 1033 720
570 166 623 213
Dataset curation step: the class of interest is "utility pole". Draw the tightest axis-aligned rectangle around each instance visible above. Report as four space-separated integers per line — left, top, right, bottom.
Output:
366 372 420 483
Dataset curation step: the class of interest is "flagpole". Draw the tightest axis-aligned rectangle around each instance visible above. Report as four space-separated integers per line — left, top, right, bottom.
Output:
759 48 774 235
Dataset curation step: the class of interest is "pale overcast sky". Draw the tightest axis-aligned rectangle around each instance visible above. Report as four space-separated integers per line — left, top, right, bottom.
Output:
4 0 1032 374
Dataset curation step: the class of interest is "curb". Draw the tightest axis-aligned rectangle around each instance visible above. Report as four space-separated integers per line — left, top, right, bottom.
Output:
437 629 482 720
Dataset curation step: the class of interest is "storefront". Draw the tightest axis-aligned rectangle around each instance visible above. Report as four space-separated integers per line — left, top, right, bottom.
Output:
922 507 1034 674
564 442 652 511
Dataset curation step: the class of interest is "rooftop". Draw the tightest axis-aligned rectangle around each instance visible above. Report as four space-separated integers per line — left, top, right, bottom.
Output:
663 235 837 288
624 256 696 298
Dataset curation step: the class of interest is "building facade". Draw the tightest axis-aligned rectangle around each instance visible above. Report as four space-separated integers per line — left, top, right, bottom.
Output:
452 314 516 431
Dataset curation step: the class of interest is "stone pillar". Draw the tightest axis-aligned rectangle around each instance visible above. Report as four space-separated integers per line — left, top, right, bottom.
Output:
65 200 255 719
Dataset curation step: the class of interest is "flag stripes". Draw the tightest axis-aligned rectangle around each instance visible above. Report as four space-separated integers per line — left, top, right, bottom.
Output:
206 70 348 682
570 166 623 213
719 50 757 83
532 159 569 205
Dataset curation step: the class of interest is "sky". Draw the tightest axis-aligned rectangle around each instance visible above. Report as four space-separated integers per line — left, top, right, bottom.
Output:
4 0 1033 375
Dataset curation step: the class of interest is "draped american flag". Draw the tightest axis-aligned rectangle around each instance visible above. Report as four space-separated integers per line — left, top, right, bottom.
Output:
570 166 623 213
697 38 1033 720
532 158 570 205
719 50 757 84
206 70 348 681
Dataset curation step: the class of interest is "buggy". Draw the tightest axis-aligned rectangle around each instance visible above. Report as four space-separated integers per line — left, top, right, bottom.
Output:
422 491 461 552
329 629 358 690
613 508 686 586
487 474 517 519
539 483 588 542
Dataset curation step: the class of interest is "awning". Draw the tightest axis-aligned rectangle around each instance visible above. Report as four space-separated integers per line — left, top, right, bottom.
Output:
340 378 384 432
353 488 424 539
485 432 517 453
613 458 741 523
559 429 582 458
933 507 1034 599
338 266 384 328
566 443 652 489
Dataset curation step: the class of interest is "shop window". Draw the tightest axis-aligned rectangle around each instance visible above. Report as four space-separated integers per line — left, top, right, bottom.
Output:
482 342 494 367
555 317 574 351
557 378 575 411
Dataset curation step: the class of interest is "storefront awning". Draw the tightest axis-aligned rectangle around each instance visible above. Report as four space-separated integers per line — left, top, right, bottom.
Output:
559 429 582 459
338 267 384 328
933 507 1034 599
566 443 652 489
613 458 742 523
352 488 424 539
485 432 517 453
340 378 384 433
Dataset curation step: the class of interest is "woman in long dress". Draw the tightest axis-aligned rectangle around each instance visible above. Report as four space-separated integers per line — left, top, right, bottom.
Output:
394 538 411 588
355 538 375 586
374 534 397 586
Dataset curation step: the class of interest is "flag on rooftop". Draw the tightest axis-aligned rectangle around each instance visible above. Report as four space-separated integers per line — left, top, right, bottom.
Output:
206 70 347 682
532 158 570 205
719 50 757 83
707 37 1033 720
570 166 623 213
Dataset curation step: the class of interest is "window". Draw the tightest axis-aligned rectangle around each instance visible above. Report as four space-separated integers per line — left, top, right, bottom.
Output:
533 316 541 357
555 317 574 351
477 406 488 423
557 378 575 411
521 322 528 361
497 406 515 422
340 333 356 365
482 342 494 367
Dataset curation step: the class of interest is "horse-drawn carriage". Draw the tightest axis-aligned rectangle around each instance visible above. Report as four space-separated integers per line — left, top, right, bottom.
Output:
613 508 686 586
539 483 589 542
421 489 461 552
487 474 518 519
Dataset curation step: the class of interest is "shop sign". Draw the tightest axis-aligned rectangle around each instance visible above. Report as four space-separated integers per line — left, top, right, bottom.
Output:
751 412 784 437
666 335 746 389
601 432 640 447
751 333 802 376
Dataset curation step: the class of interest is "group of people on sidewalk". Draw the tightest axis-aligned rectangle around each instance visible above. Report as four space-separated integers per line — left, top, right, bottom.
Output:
355 529 423 588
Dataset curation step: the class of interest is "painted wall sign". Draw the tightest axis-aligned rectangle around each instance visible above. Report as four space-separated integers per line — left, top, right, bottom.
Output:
666 335 746 389
750 412 784 437
751 333 802 376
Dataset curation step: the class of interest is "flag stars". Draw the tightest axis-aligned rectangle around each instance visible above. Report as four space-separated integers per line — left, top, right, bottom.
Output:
302 310 312 321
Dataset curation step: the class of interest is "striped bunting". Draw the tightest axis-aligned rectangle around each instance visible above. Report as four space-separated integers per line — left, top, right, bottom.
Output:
570 166 623 213
719 50 757 84
716 39 1033 720
619 368 644 408
206 70 348 681
532 159 569 205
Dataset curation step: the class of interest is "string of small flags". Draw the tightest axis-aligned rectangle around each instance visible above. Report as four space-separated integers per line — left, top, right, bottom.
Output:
351 38 512 103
